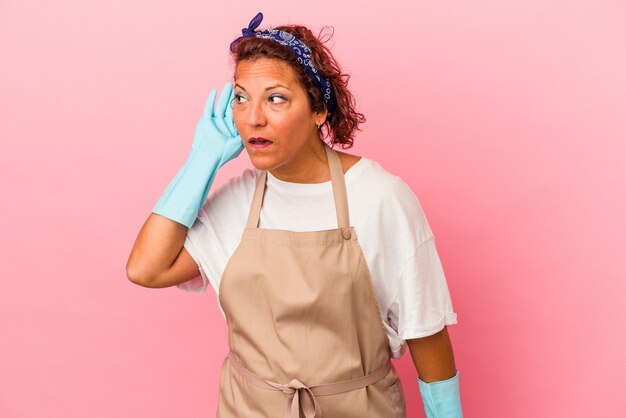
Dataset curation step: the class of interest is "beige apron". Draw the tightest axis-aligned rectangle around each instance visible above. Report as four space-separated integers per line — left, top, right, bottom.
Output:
216 143 407 417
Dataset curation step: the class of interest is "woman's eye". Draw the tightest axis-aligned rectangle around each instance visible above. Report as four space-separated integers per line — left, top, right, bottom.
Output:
233 94 285 104
269 95 286 104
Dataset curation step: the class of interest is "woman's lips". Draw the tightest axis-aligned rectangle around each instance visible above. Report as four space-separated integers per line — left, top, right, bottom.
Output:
248 137 273 149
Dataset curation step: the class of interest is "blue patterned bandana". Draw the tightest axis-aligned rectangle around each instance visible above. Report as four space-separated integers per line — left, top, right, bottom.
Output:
230 12 337 119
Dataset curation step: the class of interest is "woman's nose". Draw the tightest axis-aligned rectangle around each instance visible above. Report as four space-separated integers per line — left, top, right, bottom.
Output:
246 101 267 127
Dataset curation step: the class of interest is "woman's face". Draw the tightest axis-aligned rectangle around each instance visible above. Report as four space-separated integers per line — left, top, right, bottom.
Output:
233 58 327 178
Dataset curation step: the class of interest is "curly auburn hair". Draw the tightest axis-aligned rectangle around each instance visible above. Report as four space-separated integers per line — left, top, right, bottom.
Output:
229 25 365 149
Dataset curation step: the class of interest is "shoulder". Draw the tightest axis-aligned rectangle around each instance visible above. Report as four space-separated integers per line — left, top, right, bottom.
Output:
349 154 419 201
350 155 434 246
196 166 259 223
214 167 257 200
336 151 362 174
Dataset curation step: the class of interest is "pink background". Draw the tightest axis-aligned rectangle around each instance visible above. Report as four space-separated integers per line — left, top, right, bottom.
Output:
2 0 625 417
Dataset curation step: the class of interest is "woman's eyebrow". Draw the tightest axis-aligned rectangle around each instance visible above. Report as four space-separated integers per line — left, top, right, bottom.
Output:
234 83 290 92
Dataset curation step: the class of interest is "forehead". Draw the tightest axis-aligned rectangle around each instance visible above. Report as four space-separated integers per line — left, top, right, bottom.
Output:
235 58 299 88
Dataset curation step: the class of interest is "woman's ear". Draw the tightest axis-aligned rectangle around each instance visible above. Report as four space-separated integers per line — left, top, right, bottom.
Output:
315 108 329 125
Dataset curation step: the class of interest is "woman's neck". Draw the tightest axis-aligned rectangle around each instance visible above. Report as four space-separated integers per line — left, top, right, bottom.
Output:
268 141 330 184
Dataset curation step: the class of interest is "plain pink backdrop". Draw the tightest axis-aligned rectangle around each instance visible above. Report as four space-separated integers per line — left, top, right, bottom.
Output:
1 0 625 417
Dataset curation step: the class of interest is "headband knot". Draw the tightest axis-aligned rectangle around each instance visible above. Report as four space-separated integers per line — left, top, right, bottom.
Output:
241 12 263 37
231 12 263 51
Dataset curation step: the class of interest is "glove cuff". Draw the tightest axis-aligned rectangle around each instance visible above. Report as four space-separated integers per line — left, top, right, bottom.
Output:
152 148 222 228
418 370 463 418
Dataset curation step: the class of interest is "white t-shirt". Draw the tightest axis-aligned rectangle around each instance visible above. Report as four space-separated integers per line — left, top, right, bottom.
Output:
179 156 458 359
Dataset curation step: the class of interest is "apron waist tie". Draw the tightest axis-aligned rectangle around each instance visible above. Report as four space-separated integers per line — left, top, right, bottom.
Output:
227 351 392 418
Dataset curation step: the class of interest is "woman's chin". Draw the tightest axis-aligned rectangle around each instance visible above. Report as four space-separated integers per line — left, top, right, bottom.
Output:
247 153 279 171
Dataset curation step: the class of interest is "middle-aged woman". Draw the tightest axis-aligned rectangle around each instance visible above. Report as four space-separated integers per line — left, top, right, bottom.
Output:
127 12 463 418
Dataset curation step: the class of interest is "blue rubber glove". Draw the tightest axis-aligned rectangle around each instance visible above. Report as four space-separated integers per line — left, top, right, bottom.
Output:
152 82 244 228
418 370 463 418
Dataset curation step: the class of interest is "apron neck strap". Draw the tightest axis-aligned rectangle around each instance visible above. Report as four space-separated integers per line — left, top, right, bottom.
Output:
245 142 350 229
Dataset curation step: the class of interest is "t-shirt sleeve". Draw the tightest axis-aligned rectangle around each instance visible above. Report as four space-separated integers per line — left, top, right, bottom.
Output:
388 235 458 340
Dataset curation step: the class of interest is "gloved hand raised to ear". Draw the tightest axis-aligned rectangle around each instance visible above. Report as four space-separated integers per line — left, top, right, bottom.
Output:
152 82 244 228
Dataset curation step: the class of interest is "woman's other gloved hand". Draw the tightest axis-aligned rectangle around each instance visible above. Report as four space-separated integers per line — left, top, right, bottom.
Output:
152 82 244 228
418 370 464 418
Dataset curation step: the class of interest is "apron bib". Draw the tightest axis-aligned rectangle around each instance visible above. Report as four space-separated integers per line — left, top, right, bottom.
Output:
216 143 407 417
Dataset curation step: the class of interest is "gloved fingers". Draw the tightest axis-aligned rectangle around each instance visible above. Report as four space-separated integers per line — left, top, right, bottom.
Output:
224 87 238 137
212 86 232 136
213 113 231 137
215 82 233 118
219 84 238 138
202 88 218 117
